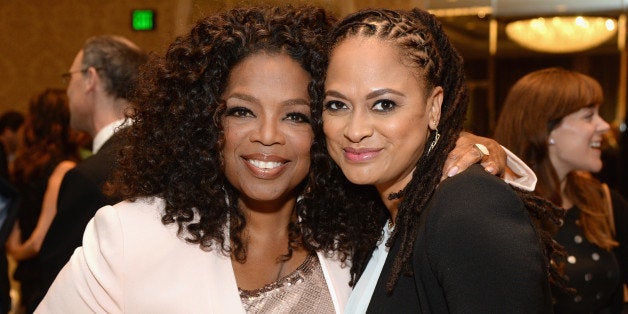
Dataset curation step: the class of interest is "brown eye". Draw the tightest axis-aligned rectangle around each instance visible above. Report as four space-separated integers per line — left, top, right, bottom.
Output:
372 99 396 112
286 112 311 123
324 100 346 111
226 106 254 118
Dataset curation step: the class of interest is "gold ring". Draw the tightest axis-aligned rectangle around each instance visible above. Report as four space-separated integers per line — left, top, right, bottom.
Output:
474 143 490 159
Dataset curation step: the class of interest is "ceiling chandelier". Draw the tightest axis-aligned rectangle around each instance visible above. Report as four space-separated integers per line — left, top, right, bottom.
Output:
505 16 617 53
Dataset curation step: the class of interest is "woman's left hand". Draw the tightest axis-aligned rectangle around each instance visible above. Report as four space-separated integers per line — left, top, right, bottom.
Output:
441 131 507 181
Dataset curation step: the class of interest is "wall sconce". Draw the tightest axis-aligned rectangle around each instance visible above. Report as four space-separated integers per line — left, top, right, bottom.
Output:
505 16 617 53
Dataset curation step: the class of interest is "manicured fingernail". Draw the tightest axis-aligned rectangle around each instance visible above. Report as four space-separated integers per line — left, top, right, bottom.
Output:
447 166 459 177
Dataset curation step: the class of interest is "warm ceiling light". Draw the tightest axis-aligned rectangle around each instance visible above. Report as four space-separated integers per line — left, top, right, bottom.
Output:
505 16 617 53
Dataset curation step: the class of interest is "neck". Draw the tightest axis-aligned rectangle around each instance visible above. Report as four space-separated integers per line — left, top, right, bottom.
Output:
558 175 573 209
238 196 297 236
376 168 415 224
90 96 129 137
377 185 403 224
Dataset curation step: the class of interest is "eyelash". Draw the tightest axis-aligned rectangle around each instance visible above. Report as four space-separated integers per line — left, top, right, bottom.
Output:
225 106 310 123
323 99 397 112
324 100 346 111
372 99 396 112
286 112 311 123
225 106 253 117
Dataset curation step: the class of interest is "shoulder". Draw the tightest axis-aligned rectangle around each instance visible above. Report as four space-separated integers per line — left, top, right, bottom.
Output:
431 164 522 219
421 164 533 257
414 166 551 311
65 143 120 187
86 197 194 264
93 197 170 239
47 160 76 185
53 160 77 175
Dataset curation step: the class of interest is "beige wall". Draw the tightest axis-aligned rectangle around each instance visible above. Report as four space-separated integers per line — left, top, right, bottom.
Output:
0 1 190 113
0 0 426 114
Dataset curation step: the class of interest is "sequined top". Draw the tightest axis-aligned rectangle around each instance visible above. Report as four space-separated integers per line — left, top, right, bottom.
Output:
239 254 335 313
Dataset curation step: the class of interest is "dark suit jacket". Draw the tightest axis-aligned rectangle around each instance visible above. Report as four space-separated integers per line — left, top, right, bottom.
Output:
34 130 126 307
367 165 553 313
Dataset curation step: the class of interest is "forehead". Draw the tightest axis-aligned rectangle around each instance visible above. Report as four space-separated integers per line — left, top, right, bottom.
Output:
226 52 311 94
327 36 423 87
70 50 84 69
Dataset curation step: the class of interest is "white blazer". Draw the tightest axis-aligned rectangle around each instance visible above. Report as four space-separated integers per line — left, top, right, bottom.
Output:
35 197 352 313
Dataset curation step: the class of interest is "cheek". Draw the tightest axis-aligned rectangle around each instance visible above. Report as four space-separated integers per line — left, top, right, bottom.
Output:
322 115 337 137
292 131 314 159
221 127 243 161
383 119 424 144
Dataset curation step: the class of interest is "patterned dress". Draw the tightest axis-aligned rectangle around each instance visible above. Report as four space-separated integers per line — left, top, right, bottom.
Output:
552 191 628 313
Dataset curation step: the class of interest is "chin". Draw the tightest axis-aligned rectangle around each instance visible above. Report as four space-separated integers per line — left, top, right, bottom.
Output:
343 173 376 186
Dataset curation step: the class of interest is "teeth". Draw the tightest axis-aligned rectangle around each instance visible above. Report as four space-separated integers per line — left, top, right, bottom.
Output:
248 159 283 169
590 142 601 148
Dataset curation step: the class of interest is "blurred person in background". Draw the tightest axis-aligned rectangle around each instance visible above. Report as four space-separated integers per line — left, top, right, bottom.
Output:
0 110 23 313
494 67 628 313
34 35 147 308
0 111 25 181
6 88 80 313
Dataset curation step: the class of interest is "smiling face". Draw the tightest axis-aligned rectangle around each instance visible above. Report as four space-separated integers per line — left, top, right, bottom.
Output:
323 36 442 196
221 52 313 208
548 106 610 180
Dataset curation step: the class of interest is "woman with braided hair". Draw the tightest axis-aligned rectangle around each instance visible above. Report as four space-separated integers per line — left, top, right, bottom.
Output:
321 8 563 312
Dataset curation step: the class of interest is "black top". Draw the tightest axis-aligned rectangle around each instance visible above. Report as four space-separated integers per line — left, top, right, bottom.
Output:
552 190 628 313
13 161 58 280
367 165 552 313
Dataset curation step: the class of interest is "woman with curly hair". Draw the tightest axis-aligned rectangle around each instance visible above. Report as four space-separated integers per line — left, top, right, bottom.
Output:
37 5 528 313
321 8 564 312
6 88 80 313
494 67 628 313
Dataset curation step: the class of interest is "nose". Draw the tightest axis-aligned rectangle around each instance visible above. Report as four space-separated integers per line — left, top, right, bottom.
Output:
249 116 284 146
344 109 373 143
596 115 610 133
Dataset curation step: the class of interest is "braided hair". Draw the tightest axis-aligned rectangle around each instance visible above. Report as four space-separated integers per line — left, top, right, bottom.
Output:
327 8 565 292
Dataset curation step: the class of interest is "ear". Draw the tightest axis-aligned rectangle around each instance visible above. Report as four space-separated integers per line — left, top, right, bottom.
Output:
83 66 100 92
428 86 443 131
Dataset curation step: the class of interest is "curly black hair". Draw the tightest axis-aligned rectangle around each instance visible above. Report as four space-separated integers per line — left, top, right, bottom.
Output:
323 8 565 292
109 5 380 271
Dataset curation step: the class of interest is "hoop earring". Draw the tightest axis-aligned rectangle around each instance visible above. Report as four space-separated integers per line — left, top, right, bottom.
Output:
426 128 440 155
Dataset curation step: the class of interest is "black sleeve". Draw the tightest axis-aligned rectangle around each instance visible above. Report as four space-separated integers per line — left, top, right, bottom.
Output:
611 190 628 285
420 165 552 313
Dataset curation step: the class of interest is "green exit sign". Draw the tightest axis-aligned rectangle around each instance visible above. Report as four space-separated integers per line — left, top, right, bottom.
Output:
132 10 155 31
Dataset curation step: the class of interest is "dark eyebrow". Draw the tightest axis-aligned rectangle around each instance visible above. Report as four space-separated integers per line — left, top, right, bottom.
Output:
224 93 309 108
225 93 258 104
324 89 405 100
283 98 310 108
324 90 347 100
365 89 405 100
